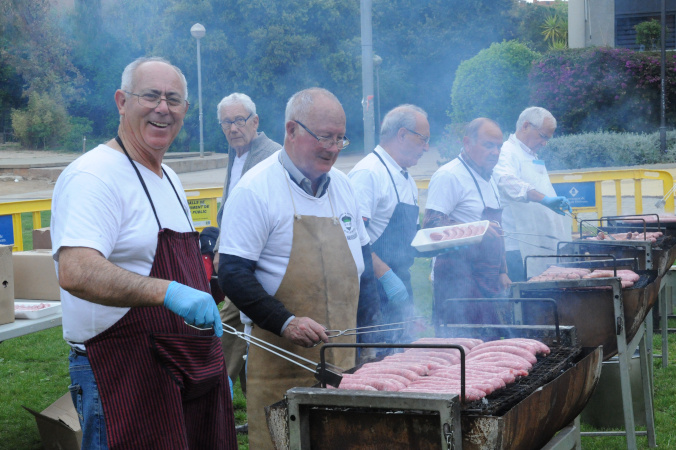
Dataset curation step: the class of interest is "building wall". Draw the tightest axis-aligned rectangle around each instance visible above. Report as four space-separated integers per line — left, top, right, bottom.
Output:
569 0 615 48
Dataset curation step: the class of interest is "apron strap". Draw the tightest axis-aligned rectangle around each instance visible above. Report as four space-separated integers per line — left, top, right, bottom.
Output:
458 154 501 209
115 136 193 231
372 150 401 203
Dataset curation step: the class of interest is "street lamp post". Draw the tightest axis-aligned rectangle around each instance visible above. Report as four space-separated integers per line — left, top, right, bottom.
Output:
373 54 382 144
191 23 206 158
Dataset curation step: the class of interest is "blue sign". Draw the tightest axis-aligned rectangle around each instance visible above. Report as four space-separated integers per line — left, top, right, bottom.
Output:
553 182 596 208
0 215 14 245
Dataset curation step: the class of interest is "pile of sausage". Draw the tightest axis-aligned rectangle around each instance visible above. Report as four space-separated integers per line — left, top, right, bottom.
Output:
333 337 550 401
429 224 487 242
528 266 639 288
14 302 53 312
588 231 663 243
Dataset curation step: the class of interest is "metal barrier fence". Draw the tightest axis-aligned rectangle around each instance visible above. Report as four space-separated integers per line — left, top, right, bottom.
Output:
0 187 222 252
1 169 674 251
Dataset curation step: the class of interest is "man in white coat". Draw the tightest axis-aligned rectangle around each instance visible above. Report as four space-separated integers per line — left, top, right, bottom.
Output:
493 107 572 280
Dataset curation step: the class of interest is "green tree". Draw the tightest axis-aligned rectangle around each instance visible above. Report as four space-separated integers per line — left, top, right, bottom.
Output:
11 91 71 149
541 13 568 50
635 19 665 50
451 40 539 130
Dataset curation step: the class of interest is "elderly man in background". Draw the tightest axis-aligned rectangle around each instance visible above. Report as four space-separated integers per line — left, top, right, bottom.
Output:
51 57 235 449
423 118 509 323
493 106 572 280
214 93 281 395
348 104 429 341
218 87 378 449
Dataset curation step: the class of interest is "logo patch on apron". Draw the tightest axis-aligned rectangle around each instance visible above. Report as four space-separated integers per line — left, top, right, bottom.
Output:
340 213 358 240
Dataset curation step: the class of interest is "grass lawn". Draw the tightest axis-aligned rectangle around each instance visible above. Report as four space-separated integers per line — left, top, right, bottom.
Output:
2 257 676 449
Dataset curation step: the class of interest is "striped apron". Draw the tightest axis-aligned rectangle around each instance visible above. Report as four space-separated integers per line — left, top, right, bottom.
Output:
83 139 236 449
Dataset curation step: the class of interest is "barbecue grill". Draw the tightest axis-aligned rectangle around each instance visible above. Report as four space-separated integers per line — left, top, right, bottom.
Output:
511 271 659 448
265 299 603 450
579 215 676 277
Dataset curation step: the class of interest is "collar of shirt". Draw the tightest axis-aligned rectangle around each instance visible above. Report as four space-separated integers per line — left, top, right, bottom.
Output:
459 151 493 181
375 145 408 179
279 148 331 197
510 134 538 158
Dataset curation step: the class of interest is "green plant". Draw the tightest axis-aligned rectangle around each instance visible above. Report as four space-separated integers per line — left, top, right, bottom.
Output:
539 130 676 170
451 41 540 131
11 92 71 149
635 19 665 50
541 13 568 49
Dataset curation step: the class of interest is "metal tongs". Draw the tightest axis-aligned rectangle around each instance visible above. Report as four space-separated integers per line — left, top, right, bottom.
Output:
501 233 555 251
220 322 344 387
564 210 616 240
324 317 425 339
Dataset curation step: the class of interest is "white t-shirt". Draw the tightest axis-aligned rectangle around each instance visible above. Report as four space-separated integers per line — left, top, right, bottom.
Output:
219 150 369 297
348 146 418 243
51 144 194 344
426 157 501 223
228 151 249 195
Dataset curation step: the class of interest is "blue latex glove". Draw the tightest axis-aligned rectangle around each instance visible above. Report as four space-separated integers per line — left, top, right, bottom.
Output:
541 196 572 215
164 281 223 337
378 269 409 304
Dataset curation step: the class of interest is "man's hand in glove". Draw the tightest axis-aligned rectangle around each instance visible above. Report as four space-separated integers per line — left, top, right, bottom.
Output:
164 281 223 337
378 269 409 304
541 196 572 216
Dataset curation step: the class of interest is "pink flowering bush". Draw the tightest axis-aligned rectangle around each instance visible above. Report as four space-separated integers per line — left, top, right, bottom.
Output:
529 47 676 134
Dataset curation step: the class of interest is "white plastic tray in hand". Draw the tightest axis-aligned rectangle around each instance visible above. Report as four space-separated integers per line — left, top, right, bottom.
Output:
411 220 490 252
14 301 62 320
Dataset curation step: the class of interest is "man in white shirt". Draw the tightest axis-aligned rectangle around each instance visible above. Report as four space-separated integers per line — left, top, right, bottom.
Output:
423 118 510 324
493 107 572 280
51 57 235 449
348 104 429 341
213 93 281 395
218 87 378 449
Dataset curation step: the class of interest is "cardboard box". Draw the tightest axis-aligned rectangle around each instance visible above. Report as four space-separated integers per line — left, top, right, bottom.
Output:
23 393 82 450
12 249 61 301
32 227 52 250
0 244 15 325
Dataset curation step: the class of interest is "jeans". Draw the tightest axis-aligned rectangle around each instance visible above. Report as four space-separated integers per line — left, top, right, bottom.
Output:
68 349 108 450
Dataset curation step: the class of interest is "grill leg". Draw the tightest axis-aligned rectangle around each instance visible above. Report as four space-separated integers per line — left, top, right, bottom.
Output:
639 330 657 447
613 283 638 450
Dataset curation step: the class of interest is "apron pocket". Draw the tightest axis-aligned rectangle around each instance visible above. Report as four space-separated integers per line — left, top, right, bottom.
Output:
151 333 224 402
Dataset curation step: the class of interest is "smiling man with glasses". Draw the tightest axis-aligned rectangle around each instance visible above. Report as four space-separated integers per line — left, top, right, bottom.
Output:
217 87 379 449
493 106 572 280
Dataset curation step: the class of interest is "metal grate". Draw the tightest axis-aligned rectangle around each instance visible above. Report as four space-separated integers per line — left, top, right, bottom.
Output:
461 345 582 416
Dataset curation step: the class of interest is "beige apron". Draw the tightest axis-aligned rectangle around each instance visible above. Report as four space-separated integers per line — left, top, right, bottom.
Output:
247 202 360 449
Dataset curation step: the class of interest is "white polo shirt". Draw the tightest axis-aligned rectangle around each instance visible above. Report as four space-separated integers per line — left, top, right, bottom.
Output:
426 157 501 223
219 150 370 297
348 146 418 243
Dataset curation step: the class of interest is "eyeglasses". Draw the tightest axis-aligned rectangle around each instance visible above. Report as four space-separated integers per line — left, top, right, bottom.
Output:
404 127 430 145
533 125 552 142
294 120 350 149
123 90 188 112
220 113 253 128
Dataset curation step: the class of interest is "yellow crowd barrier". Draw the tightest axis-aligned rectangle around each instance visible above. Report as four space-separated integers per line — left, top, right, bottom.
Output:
2 169 674 252
0 187 223 252
416 169 674 232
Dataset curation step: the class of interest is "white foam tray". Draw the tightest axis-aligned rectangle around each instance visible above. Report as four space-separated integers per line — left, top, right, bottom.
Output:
412 220 489 252
14 301 62 320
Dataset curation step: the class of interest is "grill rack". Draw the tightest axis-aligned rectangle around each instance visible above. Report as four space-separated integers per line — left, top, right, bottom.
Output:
462 345 581 415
